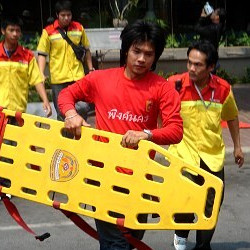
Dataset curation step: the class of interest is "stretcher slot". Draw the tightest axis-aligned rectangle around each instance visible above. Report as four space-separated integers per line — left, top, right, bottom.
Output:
48 191 68 204
79 203 96 212
113 185 130 195
84 178 101 187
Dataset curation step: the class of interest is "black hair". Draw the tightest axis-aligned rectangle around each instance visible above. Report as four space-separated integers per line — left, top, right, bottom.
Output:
217 8 226 25
187 40 218 67
120 19 167 71
1 15 23 30
55 0 72 15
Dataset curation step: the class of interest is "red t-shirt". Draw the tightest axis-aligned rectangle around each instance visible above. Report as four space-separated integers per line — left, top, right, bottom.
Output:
58 67 183 145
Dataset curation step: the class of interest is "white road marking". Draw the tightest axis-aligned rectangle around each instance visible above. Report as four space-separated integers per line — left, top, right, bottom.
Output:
0 221 75 231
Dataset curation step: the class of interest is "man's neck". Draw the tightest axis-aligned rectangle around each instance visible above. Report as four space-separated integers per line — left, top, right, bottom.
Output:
124 67 148 81
4 40 18 52
194 76 210 90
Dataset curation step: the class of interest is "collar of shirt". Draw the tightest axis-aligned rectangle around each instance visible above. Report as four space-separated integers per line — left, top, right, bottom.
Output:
182 73 217 92
53 19 73 31
0 41 23 58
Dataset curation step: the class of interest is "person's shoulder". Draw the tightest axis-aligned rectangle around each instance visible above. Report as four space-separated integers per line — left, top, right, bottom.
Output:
44 23 55 34
167 72 188 84
148 72 180 94
16 44 35 62
213 74 231 89
70 21 83 30
17 45 33 56
88 67 121 78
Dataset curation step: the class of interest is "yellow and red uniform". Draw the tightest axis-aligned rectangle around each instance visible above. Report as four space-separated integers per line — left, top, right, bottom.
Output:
37 19 90 84
168 72 238 172
0 41 43 112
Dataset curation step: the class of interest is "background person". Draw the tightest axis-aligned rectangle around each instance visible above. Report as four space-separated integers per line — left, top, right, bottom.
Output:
37 0 94 121
58 19 183 250
0 15 52 195
0 15 51 116
168 40 244 250
195 6 227 51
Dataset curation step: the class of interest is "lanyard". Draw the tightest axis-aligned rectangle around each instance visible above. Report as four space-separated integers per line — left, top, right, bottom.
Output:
194 83 214 109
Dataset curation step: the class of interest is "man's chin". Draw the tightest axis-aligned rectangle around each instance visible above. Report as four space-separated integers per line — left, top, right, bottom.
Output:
189 74 196 82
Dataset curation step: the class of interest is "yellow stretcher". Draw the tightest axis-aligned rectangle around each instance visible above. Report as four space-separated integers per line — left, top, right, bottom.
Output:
0 108 223 230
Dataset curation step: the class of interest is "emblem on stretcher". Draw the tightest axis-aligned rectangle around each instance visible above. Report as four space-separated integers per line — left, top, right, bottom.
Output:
50 149 79 182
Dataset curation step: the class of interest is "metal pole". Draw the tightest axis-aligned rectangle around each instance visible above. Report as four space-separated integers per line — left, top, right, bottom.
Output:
170 0 174 48
99 0 102 28
39 0 44 30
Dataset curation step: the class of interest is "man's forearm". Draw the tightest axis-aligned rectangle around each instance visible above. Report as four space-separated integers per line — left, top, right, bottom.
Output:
37 55 47 78
227 117 241 148
85 49 94 71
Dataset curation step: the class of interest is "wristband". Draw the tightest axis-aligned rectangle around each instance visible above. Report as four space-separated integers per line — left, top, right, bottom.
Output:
143 129 152 140
65 114 78 121
89 68 95 72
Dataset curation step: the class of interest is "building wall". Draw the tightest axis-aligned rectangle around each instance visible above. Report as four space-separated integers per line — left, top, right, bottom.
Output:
97 47 250 79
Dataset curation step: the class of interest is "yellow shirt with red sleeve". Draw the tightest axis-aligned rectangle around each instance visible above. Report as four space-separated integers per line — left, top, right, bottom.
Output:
37 20 90 84
0 41 43 112
168 72 238 172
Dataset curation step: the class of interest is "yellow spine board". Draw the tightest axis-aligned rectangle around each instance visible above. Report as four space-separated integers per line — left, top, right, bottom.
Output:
0 109 223 230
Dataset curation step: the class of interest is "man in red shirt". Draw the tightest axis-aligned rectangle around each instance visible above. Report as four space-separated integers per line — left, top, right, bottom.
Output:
58 19 183 249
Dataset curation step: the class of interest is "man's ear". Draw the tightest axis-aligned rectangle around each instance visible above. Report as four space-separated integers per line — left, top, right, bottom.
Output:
209 64 215 73
1 28 5 36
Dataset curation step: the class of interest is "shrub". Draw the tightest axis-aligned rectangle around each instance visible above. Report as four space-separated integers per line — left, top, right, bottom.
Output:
240 67 250 83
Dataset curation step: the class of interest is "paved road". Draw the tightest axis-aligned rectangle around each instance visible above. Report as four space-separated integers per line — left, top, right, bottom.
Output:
1 163 249 250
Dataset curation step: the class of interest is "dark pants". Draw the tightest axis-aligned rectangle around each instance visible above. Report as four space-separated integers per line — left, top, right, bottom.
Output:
95 213 147 250
51 82 90 121
175 159 225 250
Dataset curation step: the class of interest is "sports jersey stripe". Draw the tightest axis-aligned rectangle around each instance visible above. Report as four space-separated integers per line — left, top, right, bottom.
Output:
181 100 222 109
0 61 28 67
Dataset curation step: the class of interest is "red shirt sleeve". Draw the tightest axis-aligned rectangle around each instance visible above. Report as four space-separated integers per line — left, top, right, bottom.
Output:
151 81 183 145
58 76 93 115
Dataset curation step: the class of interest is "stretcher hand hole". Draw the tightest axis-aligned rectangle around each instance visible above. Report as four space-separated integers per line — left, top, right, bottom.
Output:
88 159 104 168
79 203 96 212
204 187 216 218
34 121 50 130
181 168 205 186
150 150 170 167
84 178 101 187
145 174 164 183
112 185 130 195
21 187 37 195
115 166 133 175
48 191 68 204
108 211 125 219
30 145 45 154
92 135 109 143
3 139 17 146
0 177 11 187
137 213 160 224
173 213 198 224
7 116 24 127
142 193 160 203
26 163 41 171
0 156 14 164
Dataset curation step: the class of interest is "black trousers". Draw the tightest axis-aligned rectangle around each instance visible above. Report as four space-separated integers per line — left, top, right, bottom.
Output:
175 159 225 250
